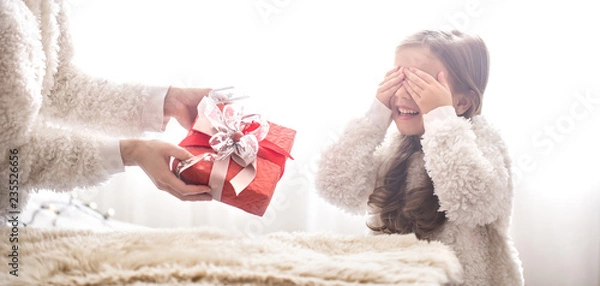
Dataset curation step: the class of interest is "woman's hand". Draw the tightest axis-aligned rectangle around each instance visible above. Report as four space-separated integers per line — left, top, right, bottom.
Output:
403 67 453 114
376 66 405 109
120 139 212 201
164 87 212 130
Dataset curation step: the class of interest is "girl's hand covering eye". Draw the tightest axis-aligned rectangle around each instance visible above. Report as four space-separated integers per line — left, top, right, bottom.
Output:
376 66 405 109
403 67 453 114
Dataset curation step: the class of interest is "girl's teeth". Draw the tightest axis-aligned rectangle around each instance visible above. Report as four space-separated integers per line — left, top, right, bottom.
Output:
398 108 418 114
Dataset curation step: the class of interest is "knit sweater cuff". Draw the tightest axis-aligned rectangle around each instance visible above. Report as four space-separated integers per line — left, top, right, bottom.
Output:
142 86 170 132
422 105 457 127
365 99 393 131
98 139 125 175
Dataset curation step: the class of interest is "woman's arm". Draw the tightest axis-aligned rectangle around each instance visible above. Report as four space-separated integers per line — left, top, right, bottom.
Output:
421 106 513 227
0 0 45 147
0 119 116 223
38 1 166 136
0 118 213 223
315 99 393 215
0 0 110 222
46 64 167 136
19 121 114 191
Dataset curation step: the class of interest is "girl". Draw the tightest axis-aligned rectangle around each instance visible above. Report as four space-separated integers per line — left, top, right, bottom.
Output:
315 30 524 285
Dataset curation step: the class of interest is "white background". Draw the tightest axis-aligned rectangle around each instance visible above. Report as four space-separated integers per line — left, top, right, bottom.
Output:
58 0 600 285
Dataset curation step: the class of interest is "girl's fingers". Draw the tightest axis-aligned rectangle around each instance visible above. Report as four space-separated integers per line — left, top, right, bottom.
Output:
379 71 405 91
379 68 405 87
379 81 403 96
404 78 422 95
404 68 428 91
376 67 405 108
403 78 419 99
406 67 436 84
384 65 401 77
437 71 450 89
380 67 404 83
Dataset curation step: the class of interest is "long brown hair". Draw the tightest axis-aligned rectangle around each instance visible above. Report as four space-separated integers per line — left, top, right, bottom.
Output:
367 30 489 240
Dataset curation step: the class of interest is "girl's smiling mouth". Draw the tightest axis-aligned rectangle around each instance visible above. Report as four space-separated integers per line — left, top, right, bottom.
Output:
396 105 420 119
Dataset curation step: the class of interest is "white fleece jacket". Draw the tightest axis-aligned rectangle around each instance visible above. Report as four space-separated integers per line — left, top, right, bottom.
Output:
316 99 524 285
0 0 166 223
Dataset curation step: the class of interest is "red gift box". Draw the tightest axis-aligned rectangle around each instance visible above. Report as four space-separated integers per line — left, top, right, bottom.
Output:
172 97 295 216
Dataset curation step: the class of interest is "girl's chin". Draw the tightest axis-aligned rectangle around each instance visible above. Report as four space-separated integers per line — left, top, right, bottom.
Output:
394 114 425 136
396 130 424 136
394 121 424 136
395 113 421 121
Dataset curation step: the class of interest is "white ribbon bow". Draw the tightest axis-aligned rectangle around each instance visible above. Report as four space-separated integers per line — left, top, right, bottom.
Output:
183 97 270 200
203 97 269 165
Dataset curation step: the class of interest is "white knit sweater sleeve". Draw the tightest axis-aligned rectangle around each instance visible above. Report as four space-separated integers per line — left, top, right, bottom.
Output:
0 0 157 223
421 106 512 227
315 99 392 215
0 0 44 148
0 118 118 223
20 120 116 191
42 1 167 136
47 65 168 135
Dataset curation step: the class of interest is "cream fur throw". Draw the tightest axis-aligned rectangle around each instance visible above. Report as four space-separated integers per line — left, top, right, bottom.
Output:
0 227 463 285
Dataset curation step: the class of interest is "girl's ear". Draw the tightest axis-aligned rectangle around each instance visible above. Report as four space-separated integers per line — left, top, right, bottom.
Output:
453 90 475 116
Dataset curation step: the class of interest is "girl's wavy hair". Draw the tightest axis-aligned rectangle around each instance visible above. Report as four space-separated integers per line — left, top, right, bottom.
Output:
367 30 489 240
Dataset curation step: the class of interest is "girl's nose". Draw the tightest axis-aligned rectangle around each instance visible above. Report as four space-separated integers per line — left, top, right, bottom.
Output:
394 85 412 101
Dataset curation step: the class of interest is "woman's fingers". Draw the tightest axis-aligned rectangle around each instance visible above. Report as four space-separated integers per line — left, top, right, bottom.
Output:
129 139 214 201
164 143 194 162
152 168 212 194
166 188 213 201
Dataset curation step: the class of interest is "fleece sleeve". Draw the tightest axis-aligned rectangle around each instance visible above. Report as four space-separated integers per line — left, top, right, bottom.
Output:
95 83 170 174
0 0 44 147
98 139 125 175
47 64 169 136
314 99 393 215
42 1 169 136
19 121 117 191
421 106 512 227
0 119 121 224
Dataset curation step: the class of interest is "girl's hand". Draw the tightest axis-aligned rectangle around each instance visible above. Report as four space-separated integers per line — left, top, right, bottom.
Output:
403 67 453 114
376 66 405 109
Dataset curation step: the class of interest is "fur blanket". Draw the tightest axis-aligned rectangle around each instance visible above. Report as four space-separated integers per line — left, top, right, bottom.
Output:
0 227 463 285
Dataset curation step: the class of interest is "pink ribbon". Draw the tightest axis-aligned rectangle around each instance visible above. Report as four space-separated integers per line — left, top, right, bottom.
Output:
188 97 270 200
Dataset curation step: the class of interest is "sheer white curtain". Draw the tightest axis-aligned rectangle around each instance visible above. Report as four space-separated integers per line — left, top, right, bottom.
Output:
66 0 599 285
